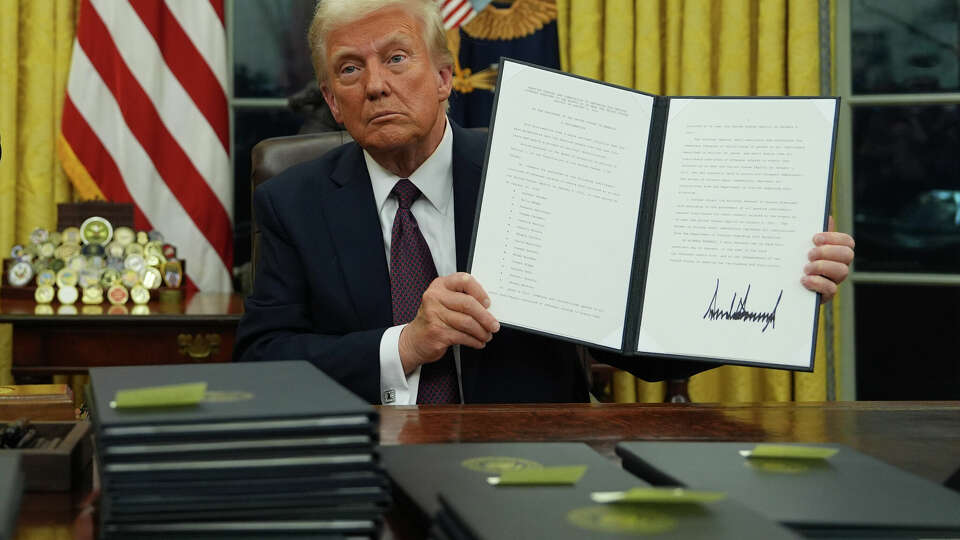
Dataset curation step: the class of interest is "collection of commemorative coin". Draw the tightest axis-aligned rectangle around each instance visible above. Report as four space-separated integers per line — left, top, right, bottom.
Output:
5 216 183 306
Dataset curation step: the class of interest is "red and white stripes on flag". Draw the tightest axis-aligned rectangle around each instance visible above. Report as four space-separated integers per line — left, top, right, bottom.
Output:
59 0 232 293
440 0 492 30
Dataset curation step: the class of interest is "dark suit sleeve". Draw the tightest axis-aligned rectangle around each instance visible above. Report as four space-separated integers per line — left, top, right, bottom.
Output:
234 186 383 404
590 349 715 382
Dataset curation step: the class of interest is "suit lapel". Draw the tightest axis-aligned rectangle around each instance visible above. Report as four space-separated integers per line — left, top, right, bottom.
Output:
320 143 393 328
452 124 483 273
450 124 486 402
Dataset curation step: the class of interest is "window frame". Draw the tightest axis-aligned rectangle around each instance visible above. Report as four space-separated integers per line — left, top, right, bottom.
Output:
835 0 960 400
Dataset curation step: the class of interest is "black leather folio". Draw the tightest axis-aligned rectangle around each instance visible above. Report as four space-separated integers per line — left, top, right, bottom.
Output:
381 442 799 539
88 360 376 441
0 453 24 540
616 441 960 538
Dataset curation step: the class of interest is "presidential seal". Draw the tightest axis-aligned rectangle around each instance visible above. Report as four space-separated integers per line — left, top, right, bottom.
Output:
460 456 543 474
567 505 678 535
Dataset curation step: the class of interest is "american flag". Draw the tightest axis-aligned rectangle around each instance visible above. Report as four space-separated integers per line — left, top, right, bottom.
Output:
440 0 493 30
59 0 232 293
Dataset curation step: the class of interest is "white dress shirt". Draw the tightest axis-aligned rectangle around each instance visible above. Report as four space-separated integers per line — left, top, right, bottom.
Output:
364 121 459 405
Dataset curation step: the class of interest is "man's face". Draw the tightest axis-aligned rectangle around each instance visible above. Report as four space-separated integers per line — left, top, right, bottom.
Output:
320 6 452 154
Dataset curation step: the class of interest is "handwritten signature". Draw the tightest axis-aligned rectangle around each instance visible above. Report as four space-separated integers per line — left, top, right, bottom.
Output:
703 279 782 333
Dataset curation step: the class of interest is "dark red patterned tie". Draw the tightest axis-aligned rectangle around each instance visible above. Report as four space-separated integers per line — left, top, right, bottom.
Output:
390 179 459 404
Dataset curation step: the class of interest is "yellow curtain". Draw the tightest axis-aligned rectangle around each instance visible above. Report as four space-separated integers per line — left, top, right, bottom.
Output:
0 0 77 390
558 0 840 402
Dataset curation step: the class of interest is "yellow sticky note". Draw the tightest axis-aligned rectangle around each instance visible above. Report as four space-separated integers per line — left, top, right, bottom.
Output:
592 487 727 504
489 465 587 486
740 444 838 460
113 382 207 408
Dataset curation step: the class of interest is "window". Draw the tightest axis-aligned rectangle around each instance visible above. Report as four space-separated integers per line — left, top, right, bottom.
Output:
837 0 960 399
227 0 318 285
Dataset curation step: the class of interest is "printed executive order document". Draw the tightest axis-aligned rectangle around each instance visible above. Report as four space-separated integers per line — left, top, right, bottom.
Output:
467 59 839 371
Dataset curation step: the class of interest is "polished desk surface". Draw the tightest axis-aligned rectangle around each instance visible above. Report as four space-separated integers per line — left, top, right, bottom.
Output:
15 401 960 539
0 292 244 323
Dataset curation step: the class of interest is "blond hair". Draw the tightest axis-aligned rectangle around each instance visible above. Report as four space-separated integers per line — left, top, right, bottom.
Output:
308 0 453 84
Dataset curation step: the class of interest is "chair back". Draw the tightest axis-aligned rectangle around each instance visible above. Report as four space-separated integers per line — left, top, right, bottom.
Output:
250 131 353 278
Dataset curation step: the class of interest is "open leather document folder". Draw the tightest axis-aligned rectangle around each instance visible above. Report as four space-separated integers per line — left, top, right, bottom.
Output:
0 453 24 540
381 442 798 539
616 441 960 538
468 58 839 372
87 361 386 539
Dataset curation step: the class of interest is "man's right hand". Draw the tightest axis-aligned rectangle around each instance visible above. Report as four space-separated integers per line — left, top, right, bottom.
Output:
398 272 500 375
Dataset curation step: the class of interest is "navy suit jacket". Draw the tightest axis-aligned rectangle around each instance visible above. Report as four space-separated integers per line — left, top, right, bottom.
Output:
235 123 707 404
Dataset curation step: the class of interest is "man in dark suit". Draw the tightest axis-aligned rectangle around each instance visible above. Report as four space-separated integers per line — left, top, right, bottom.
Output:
235 0 855 405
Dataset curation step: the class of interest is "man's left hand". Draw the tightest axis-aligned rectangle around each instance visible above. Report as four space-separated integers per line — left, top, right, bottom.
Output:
802 216 854 303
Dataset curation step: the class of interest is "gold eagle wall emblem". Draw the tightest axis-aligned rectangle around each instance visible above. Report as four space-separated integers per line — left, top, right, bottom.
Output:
447 0 557 94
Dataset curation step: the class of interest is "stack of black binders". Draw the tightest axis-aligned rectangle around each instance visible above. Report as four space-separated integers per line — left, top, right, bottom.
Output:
87 361 387 539
0 453 24 540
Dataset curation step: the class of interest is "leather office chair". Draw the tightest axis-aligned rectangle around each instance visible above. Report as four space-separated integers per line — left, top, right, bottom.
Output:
250 131 354 278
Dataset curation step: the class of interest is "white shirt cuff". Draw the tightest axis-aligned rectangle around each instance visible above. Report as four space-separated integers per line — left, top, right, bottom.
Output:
379 324 420 405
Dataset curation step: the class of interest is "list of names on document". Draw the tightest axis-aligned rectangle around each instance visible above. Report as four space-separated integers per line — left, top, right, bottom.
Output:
470 61 653 348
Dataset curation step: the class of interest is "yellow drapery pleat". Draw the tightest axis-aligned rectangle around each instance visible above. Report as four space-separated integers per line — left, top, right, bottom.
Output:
558 0 837 403
0 0 77 386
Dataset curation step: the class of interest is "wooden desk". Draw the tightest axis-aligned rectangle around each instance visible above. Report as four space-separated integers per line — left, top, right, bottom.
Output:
378 401 960 484
14 401 960 539
0 293 244 378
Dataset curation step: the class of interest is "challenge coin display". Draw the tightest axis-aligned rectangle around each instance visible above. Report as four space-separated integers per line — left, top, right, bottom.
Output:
7 261 34 286
80 216 113 246
67 255 85 272
55 268 78 288
120 269 139 289
81 243 106 258
141 267 163 290
82 286 104 305
78 269 99 289
38 242 55 258
57 285 79 305
29 227 49 245
124 243 144 257
145 241 164 258
113 226 135 247
107 285 129 305
162 260 183 288
106 241 125 259
100 268 121 289
61 227 81 245
4 217 184 307
124 254 145 274
34 285 55 304
36 270 56 287
58 243 80 260
30 258 50 274
130 285 150 305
